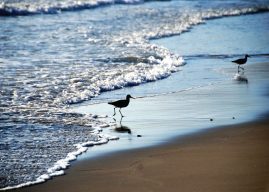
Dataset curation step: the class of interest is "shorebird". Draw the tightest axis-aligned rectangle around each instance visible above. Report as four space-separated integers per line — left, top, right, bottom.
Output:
232 54 250 73
108 94 134 117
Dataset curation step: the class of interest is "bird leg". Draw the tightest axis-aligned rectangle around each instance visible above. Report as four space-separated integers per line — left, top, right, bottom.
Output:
120 116 123 125
237 65 240 73
240 66 245 75
238 66 245 74
113 108 116 116
119 108 124 117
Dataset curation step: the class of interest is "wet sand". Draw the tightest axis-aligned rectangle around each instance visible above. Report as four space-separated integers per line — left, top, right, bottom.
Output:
16 114 269 192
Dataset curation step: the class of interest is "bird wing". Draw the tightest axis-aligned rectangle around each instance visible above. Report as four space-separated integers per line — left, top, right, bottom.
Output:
232 58 244 64
108 99 124 106
232 59 239 63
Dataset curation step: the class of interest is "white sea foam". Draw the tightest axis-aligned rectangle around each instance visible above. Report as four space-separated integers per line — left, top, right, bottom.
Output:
0 0 146 16
0 130 119 191
1 0 268 17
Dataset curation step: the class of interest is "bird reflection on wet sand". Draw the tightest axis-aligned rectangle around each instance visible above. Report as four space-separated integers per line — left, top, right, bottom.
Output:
113 117 132 134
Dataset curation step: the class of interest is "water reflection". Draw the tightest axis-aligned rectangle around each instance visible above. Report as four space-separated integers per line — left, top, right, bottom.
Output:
113 117 132 134
233 71 248 84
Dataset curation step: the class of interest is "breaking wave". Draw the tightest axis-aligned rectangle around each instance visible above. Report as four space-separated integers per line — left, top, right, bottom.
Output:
0 0 164 16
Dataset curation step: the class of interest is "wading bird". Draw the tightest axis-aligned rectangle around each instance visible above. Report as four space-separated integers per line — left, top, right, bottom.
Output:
108 94 134 117
232 54 250 73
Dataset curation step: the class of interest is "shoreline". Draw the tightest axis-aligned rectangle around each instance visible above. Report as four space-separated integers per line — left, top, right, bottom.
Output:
10 63 269 191
15 114 269 192
5 11 269 191
13 61 269 190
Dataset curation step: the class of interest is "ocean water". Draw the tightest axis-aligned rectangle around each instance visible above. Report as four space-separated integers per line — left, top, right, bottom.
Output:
1 0 269 190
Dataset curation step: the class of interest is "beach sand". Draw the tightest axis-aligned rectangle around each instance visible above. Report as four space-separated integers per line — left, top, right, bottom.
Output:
16 115 269 192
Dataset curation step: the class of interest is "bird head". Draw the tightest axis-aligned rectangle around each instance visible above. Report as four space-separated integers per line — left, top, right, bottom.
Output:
126 94 134 99
245 54 250 58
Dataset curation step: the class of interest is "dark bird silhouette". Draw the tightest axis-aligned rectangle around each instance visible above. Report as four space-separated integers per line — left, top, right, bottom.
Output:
232 54 250 73
108 94 134 117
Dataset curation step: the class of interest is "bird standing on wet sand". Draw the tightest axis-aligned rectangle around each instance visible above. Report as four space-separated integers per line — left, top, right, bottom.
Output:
232 54 250 73
108 94 134 117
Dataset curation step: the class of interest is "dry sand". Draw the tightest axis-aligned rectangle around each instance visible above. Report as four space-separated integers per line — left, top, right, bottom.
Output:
16 116 269 192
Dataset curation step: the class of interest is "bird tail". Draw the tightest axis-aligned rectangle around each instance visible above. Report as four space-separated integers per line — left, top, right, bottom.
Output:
108 102 113 105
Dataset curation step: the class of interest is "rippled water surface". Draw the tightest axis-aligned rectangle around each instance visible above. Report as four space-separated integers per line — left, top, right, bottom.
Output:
1 0 269 189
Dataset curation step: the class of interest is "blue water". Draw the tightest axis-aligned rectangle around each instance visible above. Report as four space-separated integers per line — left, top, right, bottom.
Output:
1 0 269 190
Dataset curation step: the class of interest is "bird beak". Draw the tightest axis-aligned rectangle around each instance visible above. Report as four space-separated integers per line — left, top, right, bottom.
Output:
131 96 135 99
